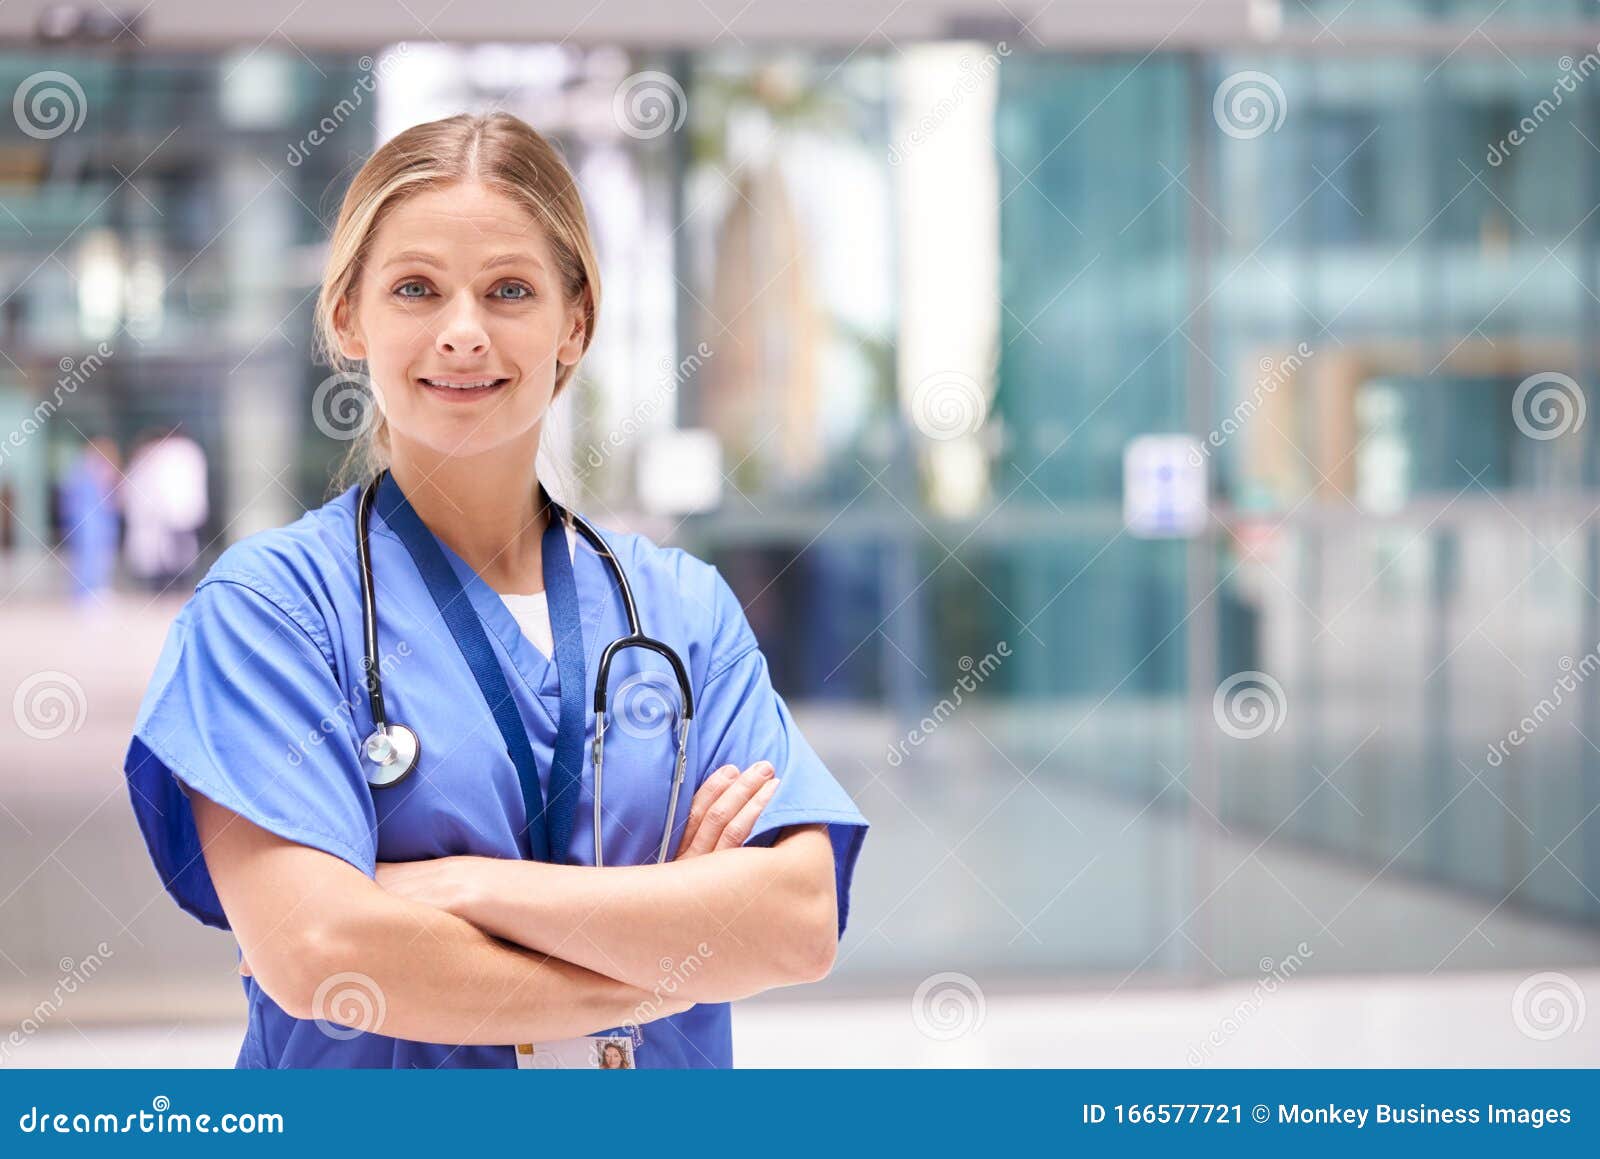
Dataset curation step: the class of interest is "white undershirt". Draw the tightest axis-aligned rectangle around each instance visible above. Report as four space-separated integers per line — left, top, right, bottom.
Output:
498 521 578 661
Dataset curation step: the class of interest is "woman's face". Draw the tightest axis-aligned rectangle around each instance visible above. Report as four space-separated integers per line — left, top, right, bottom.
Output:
334 180 586 463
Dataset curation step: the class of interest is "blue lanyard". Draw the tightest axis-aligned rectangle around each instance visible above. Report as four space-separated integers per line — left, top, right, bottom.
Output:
375 472 588 865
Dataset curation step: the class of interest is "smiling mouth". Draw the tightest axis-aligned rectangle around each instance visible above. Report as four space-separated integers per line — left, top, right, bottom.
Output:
417 377 510 398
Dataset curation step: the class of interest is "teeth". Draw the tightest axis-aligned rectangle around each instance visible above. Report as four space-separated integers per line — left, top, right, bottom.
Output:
424 378 500 390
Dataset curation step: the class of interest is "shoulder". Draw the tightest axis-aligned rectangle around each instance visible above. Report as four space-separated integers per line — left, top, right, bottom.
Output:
580 514 757 675
184 485 362 659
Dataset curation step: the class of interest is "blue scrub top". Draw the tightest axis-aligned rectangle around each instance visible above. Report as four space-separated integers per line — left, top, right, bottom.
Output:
122 480 869 1068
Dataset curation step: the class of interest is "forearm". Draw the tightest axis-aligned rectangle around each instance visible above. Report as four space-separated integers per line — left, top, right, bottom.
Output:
286 889 685 1044
453 830 837 1003
189 790 682 1046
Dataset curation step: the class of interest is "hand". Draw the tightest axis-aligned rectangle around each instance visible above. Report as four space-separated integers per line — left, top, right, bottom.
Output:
375 857 478 916
672 761 780 859
234 775 778 981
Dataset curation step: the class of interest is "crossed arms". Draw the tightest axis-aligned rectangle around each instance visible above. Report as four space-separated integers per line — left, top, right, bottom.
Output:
190 761 838 1046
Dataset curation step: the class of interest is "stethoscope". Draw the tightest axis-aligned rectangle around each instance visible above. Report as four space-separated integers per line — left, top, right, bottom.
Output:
354 469 695 866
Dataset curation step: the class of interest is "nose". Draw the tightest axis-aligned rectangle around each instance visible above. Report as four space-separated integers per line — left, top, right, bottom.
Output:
435 293 489 357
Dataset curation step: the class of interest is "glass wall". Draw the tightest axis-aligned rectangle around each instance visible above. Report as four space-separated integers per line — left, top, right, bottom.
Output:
683 42 1600 981
1288 0 1599 27
1199 46 1600 949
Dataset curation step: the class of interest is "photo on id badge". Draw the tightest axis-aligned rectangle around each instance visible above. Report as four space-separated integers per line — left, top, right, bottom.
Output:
516 1036 635 1069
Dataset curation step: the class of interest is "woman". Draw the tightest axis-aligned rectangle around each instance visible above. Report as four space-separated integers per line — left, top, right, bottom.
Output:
122 112 868 1069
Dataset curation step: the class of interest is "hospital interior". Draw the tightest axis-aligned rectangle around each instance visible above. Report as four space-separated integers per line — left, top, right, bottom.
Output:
1 0 1599 1067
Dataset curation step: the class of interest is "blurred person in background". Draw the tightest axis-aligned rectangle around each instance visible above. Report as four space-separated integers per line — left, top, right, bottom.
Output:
122 427 209 593
58 435 122 603
0 474 17 588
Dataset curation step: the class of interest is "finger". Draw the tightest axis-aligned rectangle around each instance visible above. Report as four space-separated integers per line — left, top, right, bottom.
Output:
678 764 739 852
686 762 774 857
674 764 740 858
715 777 780 850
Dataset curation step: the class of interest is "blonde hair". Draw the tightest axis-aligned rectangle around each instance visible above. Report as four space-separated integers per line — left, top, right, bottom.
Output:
314 111 601 494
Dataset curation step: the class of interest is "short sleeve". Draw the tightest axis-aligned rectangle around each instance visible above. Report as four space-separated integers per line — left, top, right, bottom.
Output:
123 576 378 930
698 571 869 938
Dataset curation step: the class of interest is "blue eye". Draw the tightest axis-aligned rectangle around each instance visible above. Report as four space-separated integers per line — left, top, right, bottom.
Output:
394 281 429 299
496 282 533 301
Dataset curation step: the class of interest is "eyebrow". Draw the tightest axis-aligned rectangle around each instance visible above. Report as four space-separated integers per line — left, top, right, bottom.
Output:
383 249 545 274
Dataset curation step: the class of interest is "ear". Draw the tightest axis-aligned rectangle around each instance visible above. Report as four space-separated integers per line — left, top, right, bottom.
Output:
555 293 588 366
332 294 367 362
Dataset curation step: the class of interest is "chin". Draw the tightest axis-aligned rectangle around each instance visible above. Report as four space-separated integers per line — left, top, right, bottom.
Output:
399 420 543 463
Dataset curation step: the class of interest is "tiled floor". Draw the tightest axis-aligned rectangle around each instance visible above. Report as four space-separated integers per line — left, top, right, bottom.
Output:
5 968 1596 1067
4 596 1598 1070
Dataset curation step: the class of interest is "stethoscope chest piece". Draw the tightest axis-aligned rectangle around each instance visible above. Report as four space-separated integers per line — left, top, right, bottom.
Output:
363 722 420 788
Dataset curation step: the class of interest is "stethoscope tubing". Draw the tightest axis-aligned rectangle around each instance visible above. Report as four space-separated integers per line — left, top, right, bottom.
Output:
356 469 695 866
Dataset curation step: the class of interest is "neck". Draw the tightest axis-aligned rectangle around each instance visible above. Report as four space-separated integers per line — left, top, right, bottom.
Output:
385 432 552 594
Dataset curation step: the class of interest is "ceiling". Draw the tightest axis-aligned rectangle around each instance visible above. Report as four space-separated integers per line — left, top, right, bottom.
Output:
0 0 1596 52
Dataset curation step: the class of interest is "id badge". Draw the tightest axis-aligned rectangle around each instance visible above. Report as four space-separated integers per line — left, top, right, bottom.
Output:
514 1035 636 1069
